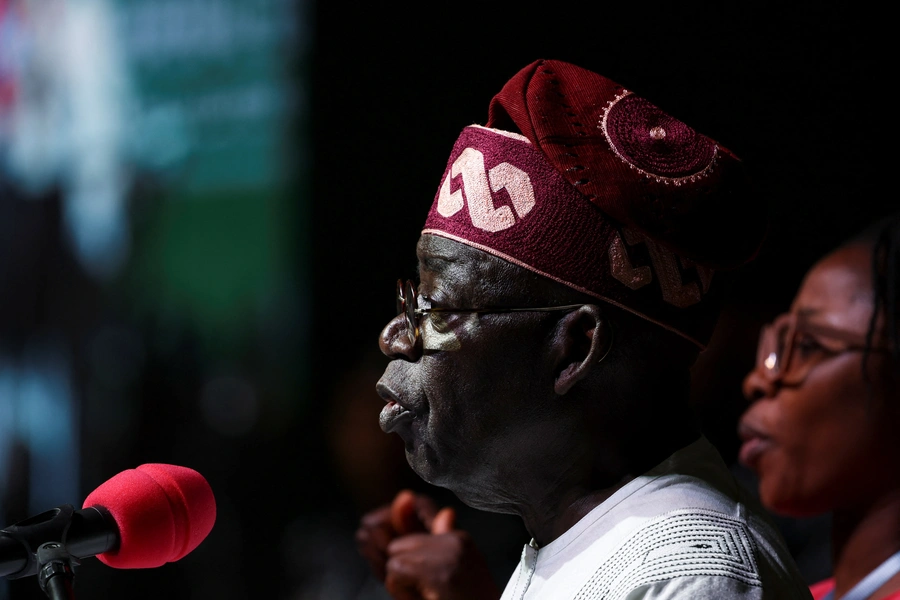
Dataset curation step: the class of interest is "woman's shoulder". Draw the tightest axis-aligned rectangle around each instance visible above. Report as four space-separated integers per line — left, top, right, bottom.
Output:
808 578 833 600
808 578 900 600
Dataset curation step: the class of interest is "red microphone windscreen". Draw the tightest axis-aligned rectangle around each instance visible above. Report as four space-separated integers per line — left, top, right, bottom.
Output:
82 464 216 569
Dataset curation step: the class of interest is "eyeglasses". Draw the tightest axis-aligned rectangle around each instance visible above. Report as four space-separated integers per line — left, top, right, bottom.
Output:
396 279 586 346
755 312 890 385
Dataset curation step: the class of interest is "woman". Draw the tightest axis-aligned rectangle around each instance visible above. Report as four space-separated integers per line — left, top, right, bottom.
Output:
740 214 900 600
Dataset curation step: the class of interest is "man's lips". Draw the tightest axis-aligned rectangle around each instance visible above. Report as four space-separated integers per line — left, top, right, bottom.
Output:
376 381 415 434
737 421 773 470
379 400 415 433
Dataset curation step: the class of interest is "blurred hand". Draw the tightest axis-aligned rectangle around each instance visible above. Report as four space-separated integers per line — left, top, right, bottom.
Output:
356 490 501 600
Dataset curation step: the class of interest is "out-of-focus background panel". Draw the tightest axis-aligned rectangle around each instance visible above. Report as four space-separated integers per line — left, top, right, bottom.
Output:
1 0 309 598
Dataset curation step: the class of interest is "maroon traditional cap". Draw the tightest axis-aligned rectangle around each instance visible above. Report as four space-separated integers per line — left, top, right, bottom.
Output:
422 59 764 348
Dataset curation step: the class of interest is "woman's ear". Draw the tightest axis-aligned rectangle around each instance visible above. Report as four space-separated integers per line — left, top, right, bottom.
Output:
552 305 612 395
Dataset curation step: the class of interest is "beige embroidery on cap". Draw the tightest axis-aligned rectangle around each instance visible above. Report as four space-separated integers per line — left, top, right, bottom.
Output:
609 229 714 308
609 235 652 290
437 147 535 233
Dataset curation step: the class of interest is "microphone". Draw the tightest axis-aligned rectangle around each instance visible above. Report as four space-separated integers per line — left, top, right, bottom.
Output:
0 463 216 579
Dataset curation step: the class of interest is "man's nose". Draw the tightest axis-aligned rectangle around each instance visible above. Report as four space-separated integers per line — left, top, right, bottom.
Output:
379 314 422 361
742 365 778 405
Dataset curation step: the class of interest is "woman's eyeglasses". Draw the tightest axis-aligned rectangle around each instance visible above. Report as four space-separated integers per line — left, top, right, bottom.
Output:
755 312 890 385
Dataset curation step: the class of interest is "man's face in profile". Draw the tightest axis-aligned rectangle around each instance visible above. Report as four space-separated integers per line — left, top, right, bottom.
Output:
376 234 567 508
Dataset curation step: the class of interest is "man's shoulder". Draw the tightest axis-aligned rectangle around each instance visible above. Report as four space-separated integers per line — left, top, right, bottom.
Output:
575 507 762 598
530 438 812 599
572 507 811 600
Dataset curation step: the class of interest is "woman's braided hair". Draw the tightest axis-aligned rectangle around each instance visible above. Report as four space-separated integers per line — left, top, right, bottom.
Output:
859 213 900 396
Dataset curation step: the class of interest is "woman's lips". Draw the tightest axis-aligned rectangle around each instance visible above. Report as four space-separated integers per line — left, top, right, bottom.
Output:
379 400 414 433
737 423 773 471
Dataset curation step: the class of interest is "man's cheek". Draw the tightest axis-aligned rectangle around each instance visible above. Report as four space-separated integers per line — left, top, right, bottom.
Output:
421 314 479 352
422 314 461 351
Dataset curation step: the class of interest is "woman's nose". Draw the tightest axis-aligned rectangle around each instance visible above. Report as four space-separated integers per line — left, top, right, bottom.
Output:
742 365 778 405
379 314 422 362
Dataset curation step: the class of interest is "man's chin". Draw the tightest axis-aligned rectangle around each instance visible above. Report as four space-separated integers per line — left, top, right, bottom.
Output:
404 443 453 488
405 448 438 483
406 460 517 515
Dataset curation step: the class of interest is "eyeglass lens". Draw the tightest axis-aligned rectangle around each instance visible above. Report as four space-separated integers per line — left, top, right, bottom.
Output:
396 279 420 345
758 316 822 385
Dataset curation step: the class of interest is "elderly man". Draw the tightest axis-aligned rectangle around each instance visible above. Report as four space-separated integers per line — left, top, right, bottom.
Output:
360 59 811 600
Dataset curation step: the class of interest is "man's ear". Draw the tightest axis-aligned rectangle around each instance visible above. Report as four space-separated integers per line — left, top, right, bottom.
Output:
552 305 612 395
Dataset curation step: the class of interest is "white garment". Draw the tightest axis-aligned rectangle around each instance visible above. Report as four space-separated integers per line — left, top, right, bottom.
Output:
499 437 812 600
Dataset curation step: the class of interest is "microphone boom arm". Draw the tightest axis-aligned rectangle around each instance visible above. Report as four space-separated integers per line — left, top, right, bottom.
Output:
0 505 118 579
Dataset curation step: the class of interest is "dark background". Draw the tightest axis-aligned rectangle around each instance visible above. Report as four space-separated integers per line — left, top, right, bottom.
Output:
1 3 892 598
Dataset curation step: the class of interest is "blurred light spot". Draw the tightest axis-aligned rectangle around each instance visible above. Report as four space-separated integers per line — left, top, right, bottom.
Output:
131 105 191 171
64 183 131 280
16 345 79 514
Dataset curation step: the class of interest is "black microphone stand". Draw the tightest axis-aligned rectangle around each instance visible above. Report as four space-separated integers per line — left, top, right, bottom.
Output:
1 504 114 599
37 543 78 600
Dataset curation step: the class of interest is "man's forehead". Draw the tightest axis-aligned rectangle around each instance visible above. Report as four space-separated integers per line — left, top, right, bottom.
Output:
416 235 493 275
416 234 520 301
416 235 458 267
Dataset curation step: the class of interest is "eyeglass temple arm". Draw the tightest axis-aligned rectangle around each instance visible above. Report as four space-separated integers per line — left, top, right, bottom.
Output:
415 304 585 315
